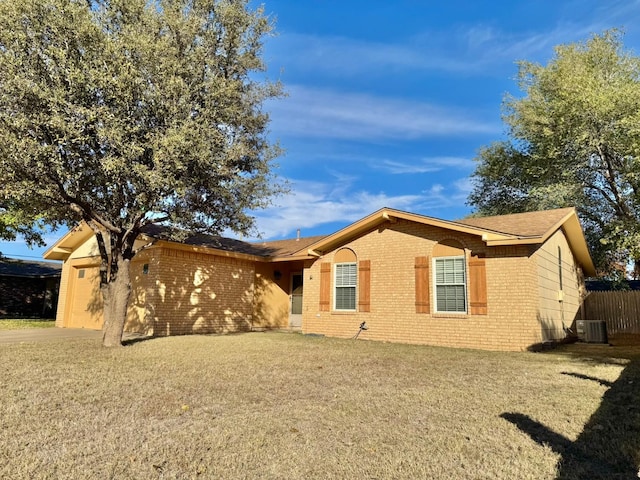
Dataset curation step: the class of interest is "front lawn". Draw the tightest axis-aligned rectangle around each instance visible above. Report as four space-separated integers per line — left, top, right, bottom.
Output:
1 332 638 479
0 318 55 330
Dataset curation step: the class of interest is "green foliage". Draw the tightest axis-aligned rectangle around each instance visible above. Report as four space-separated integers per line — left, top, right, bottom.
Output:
0 205 47 249
469 30 640 276
0 319 55 330
0 0 285 343
0 0 284 246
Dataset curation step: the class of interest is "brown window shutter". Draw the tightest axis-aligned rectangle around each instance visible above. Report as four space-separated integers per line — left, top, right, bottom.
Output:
414 256 430 313
319 262 331 311
469 256 488 315
358 260 371 312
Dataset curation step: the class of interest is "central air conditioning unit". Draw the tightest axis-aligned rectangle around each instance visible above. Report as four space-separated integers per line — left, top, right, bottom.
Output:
575 320 608 344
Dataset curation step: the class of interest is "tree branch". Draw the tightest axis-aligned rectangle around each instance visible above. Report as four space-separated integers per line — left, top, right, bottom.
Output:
598 145 632 218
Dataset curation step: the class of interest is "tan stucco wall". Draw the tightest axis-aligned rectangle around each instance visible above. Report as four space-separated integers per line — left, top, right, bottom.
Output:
64 233 151 261
151 247 255 336
253 262 287 328
56 234 101 328
253 261 308 329
54 259 72 328
55 232 154 333
534 229 584 341
301 219 542 351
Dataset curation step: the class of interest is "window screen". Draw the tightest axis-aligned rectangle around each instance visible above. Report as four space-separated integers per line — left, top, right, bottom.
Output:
435 257 466 313
335 263 357 310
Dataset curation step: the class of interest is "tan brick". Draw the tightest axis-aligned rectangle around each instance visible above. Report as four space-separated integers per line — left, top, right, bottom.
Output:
301 219 585 352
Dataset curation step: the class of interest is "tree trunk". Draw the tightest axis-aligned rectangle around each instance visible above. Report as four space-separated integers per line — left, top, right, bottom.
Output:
101 257 132 347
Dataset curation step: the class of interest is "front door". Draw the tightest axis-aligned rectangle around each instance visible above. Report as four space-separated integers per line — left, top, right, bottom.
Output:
289 272 303 328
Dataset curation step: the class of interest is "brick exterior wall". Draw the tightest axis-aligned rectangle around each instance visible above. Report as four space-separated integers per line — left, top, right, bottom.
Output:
0 276 59 318
126 253 154 335
55 235 282 336
151 247 255 336
301 219 552 351
51 216 588 350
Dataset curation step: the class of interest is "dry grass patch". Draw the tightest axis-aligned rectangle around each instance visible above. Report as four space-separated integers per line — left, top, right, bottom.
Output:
1 332 638 479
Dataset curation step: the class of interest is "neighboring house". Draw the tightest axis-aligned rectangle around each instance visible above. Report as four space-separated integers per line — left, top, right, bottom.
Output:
44 207 596 351
0 258 62 318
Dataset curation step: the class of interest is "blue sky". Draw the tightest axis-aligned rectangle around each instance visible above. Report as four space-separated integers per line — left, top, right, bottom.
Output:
3 0 640 260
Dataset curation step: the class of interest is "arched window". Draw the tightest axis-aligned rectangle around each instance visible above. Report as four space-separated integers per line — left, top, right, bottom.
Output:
334 248 357 311
433 240 466 313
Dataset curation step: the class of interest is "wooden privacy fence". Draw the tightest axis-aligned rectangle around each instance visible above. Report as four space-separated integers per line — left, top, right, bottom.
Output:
583 291 640 335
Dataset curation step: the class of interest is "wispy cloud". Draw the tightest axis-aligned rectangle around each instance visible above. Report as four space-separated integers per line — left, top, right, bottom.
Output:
269 33 469 74
267 85 499 141
247 176 473 239
267 4 640 80
374 157 475 174
588 0 640 32
408 179 473 217
248 178 421 239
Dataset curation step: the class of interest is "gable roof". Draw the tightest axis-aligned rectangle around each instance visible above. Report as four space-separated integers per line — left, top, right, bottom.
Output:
43 207 595 275
459 208 595 276
140 224 325 261
43 223 95 261
302 207 595 276
43 222 325 262
0 258 62 278
456 207 576 238
250 236 327 259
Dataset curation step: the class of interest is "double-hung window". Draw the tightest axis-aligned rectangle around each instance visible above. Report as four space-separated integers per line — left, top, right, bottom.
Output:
434 256 467 313
334 262 357 310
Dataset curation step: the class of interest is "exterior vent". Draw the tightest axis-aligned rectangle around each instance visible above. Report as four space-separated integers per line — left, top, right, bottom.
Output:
576 320 608 344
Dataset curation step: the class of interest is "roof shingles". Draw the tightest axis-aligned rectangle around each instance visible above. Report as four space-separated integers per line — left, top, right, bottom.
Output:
141 224 325 259
0 259 62 278
457 207 575 238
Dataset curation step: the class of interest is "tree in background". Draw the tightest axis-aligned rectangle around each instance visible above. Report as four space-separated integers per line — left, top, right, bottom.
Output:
0 207 45 258
468 30 640 277
0 0 285 345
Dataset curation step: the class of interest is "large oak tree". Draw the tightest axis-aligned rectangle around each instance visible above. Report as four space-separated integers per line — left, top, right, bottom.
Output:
0 0 285 345
468 30 640 277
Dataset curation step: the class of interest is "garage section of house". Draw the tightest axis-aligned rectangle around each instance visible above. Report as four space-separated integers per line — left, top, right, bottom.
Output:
66 264 103 329
45 224 322 336
44 207 596 351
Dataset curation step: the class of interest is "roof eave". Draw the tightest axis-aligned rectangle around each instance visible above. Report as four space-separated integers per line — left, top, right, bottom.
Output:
485 237 543 246
42 247 75 261
266 254 317 263
561 214 597 276
43 223 94 261
484 209 596 276
153 240 266 262
305 208 512 255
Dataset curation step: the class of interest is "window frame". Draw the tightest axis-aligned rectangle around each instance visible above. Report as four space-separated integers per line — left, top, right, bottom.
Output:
334 262 357 311
433 255 468 314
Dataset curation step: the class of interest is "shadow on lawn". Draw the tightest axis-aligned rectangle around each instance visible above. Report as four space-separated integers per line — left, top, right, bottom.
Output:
121 335 155 346
501 351 640 480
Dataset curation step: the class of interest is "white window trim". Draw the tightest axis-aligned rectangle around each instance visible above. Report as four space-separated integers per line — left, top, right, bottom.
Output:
334 262 357 311
433 255 468 314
